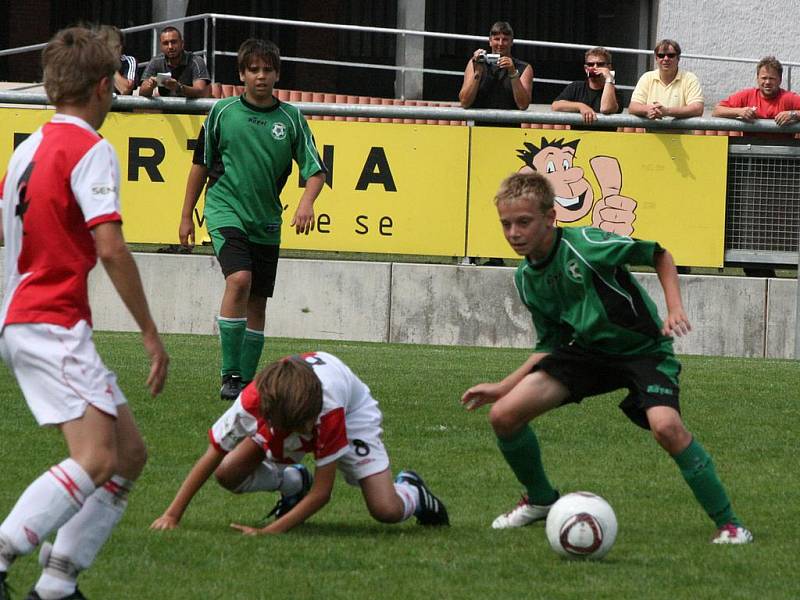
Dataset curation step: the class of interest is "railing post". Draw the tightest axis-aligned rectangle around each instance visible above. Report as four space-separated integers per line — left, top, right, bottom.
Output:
209 16 217 85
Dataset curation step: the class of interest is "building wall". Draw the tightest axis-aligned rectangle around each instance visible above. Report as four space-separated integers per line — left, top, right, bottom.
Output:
656 0 800 106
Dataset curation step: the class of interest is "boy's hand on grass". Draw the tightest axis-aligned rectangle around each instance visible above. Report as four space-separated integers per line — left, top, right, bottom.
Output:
230 523 274 536
150 515 180 530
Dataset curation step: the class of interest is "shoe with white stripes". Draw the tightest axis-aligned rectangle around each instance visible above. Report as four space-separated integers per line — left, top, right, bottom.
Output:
395 470 449 526
491 495 555 529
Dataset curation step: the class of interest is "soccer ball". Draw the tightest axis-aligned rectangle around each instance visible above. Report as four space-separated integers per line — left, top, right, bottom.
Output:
545 491 617 559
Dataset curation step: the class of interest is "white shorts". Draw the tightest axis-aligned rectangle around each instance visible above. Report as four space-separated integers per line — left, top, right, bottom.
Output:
336 410 390 486
0 320 126 426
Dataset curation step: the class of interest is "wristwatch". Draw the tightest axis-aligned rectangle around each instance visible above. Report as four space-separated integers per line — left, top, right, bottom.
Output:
178 82 185 96
509 70 520 79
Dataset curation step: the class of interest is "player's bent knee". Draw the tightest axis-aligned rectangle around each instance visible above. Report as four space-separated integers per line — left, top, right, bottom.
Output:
213 467 244 491
488 404 524 438
225 270 252 291
651 421 690 453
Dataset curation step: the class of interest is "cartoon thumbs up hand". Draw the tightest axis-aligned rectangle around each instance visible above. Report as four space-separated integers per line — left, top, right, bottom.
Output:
589 155 637 236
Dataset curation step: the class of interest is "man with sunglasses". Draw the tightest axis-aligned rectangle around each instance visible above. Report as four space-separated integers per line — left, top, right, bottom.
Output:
629 39 704 120
552 47 622 129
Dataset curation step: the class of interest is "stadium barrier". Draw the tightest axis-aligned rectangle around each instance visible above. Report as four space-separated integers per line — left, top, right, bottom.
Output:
0 92 797 357
52 254 797 360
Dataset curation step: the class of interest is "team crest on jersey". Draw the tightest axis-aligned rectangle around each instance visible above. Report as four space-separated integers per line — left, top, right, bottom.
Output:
271 122 287 140
565 259 583 282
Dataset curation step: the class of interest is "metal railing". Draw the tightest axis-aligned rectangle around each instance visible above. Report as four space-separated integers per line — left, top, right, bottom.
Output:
2 14 798 94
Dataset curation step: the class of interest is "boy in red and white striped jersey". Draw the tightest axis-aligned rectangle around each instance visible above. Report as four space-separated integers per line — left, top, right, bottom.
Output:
0 27 169 600
150 352 448 534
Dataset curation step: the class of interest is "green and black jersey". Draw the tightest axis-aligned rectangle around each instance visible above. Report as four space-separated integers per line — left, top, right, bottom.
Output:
201 94 325 244
515 227 673 356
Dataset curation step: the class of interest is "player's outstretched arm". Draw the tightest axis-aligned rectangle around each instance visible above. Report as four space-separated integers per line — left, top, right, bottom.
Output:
94 221 169 396
231 460 337 535
654 249 692 337
151 445 226 530
179 163 209 248
462 352 549 411
290 171 325 235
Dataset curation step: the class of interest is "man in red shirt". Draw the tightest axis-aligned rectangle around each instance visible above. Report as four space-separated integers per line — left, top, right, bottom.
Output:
713 56 800 128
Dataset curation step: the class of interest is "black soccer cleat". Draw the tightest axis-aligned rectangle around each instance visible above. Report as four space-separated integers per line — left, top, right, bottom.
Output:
395 470 450 526
219 374 243 401
0 572 10 600
263 464 313 522
25 588 87 599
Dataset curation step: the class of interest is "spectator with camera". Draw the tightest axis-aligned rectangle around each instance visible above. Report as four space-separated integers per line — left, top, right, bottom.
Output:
552 47 622 130
139 26 210 98
458 21 533 126
628 39 703 120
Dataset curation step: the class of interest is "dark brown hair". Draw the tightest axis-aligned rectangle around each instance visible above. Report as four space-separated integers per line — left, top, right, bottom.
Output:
237 38 281 73
256 357 322 432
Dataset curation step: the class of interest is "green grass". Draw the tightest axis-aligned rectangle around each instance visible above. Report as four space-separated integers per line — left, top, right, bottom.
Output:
1 335 798 599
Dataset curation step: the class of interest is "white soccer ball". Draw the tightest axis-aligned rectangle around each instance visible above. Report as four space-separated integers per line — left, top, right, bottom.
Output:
545 491 618 559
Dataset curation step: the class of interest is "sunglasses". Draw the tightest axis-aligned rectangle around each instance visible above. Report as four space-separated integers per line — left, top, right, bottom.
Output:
585 62 607 67
656 52 678 59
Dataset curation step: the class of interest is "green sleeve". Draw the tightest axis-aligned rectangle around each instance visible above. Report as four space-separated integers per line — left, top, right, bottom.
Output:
291 110 325 180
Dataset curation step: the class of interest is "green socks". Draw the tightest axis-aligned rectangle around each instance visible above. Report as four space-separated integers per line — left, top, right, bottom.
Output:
241 328 265 383
497 426 559 506
672 438 738 527
218 316 246 376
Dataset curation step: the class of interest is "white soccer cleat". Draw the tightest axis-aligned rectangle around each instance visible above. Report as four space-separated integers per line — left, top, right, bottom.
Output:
712 523 753 544
492 495 554 529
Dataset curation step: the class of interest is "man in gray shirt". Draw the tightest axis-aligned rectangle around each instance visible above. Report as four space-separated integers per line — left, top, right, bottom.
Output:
139 26 210 98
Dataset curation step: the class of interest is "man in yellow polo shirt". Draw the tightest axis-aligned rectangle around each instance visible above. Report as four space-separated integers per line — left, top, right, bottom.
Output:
628 39 704 120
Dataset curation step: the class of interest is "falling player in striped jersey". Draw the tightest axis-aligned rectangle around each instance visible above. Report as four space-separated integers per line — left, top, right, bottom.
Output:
461 171 752 545
150 352 448 534
0 27 169 600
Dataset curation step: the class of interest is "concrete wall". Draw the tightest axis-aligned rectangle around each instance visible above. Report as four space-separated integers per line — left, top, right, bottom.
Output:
656 1 800 106
64 254 797 359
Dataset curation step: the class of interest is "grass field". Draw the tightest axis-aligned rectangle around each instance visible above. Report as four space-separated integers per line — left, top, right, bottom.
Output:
0 334 797 599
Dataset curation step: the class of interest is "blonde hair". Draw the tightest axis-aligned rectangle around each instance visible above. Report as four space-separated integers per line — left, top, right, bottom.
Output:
256 357 323 432
494 172 555 214
42 27 117 105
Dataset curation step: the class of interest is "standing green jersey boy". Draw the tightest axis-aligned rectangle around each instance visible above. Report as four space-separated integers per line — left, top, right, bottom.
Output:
180 38 326 400
462 171 752 545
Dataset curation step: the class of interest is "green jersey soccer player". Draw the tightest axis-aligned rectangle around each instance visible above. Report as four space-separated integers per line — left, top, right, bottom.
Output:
461 172 752 545
179 39 325 400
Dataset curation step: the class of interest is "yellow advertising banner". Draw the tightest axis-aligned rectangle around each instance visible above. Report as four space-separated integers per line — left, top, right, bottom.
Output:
280 121 469 255
466 128 729 267
0 109 470 256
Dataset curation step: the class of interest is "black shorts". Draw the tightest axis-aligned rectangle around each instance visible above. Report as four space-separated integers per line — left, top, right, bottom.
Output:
532 344 682 430
210 227 279 298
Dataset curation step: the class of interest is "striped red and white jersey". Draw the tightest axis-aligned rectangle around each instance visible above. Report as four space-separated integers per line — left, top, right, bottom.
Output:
0 114 122 330
209 352 382 467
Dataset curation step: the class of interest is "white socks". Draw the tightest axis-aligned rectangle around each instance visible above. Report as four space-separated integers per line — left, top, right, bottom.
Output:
233 463 303 496
35 475 133 599
394 482 420 521
0 458 94 565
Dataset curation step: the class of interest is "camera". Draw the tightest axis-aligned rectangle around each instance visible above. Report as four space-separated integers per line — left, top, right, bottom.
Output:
476 52 501 65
